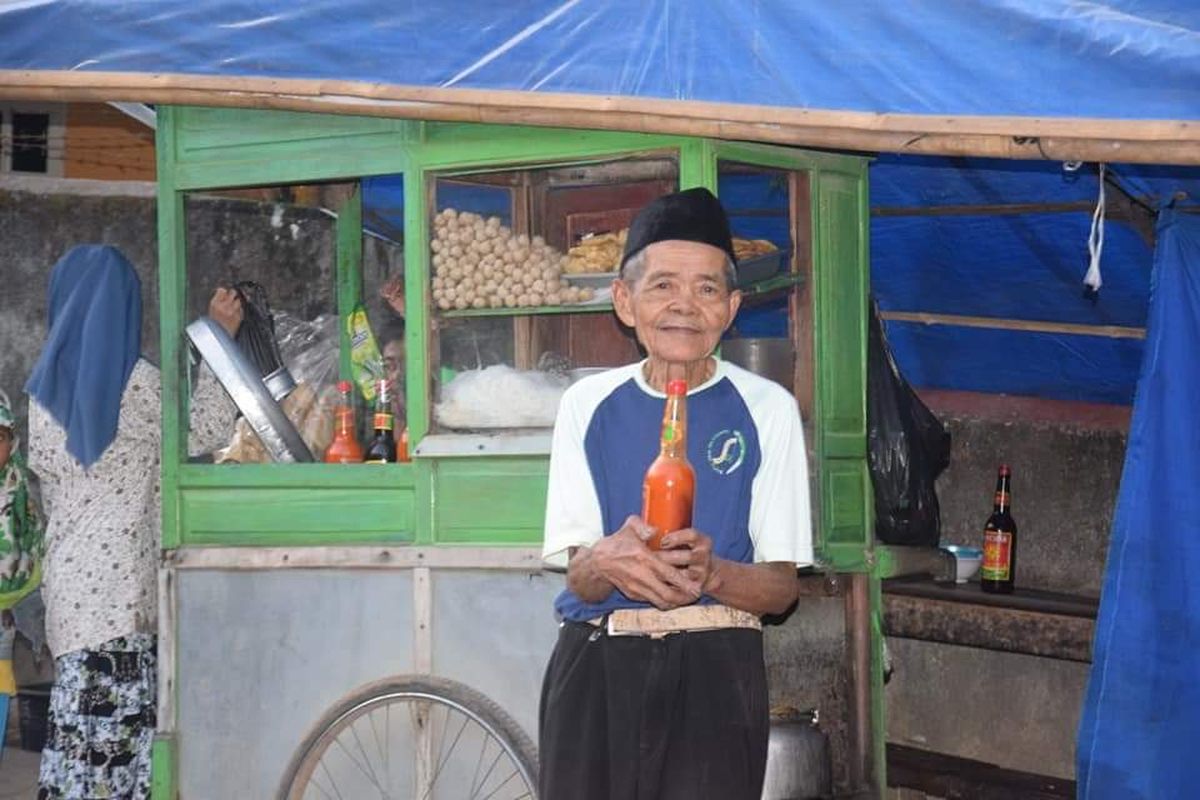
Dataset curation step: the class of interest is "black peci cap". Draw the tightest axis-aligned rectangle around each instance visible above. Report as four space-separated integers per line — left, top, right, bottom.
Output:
620 187 737 274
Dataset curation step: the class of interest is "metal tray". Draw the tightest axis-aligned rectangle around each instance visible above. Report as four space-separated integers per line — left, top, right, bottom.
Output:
737 249 787 287
562 271 619 289
185 316 314 463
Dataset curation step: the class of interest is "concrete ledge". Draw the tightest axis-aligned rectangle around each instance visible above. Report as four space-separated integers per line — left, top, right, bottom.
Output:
883 579 1096 662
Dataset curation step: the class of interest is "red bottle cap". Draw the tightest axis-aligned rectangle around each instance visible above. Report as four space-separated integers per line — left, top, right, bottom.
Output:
666 379 688 396
337 380 352 392
998 464 1011 476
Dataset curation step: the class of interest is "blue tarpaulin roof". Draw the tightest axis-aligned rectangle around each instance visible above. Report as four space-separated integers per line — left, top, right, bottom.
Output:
1 1 1198 120
3 1 1199 404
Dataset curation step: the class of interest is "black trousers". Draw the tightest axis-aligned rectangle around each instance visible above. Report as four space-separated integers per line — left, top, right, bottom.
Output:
538 620 769 800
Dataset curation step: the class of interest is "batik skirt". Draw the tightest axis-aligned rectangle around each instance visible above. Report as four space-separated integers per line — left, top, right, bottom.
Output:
37 633 156 800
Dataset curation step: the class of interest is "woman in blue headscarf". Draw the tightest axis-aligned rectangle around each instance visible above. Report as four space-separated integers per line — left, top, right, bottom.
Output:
25 246 241 800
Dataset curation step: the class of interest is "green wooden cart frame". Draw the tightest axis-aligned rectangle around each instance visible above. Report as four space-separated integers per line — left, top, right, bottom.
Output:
151 106 892 798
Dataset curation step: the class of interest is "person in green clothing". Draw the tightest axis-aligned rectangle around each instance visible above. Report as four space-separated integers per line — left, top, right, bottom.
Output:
0 388 44 748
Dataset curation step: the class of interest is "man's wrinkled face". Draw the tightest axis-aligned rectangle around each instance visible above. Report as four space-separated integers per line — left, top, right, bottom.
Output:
383 339 405 390
613 240 741 366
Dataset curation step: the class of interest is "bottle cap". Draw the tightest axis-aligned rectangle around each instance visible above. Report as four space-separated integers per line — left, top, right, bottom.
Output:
998 463 1011 476
666 379 688 396
337 380 352 392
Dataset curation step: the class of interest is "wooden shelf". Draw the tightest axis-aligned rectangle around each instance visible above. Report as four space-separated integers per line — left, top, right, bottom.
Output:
882 578 1097 662
888 744 1075 799
440 301 612 318
437 273 806 318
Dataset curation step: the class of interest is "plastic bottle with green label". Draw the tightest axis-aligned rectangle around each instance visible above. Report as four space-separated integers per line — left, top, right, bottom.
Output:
347 305 385 403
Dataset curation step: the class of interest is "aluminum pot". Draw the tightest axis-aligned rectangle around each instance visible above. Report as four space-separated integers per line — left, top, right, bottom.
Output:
721 337 795 390
761 708 831 800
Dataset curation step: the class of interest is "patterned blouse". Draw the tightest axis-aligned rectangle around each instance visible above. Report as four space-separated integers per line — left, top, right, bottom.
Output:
29 359 233 657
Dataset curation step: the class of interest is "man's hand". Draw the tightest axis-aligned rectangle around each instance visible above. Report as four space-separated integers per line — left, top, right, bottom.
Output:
208 287 244 337
568 516 702 610
380 276 406 317
658 527 723 594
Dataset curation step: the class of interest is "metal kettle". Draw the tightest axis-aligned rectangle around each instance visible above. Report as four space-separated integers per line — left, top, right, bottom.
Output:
761 707 832 800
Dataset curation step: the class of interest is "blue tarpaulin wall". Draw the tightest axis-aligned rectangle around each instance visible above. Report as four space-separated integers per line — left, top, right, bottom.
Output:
366 160 1200 404
1076 209 1200 799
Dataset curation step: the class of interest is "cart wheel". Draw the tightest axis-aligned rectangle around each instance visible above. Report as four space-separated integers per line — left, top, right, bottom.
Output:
278 674 538 800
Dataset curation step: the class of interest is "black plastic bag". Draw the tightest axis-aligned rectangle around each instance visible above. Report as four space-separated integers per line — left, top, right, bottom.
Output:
233 281 285 377
867 300 951 546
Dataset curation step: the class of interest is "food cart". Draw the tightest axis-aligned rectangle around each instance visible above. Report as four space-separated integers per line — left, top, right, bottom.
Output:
151 106 879 799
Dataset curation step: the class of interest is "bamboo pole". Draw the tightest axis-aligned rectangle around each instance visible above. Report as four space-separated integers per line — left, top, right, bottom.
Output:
879 310 1146 340
2 70 1198 165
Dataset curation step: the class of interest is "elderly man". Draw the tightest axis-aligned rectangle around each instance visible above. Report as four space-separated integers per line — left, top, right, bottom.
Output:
539 187 813 800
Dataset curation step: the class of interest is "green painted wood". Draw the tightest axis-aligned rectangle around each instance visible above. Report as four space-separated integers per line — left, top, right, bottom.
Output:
440 302 616 319
170 107 420 189
180 485 416 543
177 463 415 489
679 138 717 191
815 170 870 461
418 123 686 170
176 107 423 152
714 140 865 176
811 165 872 568
336 185 363 382
870 573 887 797
432 458 548 544
404 169 431 444
820 459 873 552
156 108 186 551
150 735 176 800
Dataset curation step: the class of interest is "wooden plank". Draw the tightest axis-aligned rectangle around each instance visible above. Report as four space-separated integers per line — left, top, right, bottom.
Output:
880 310 1146 340
789 170 815 418
884 577 1099 619
888 744 1075 799
335 183 362 382
6 73 1197 164
883 591 1096 662
156 567 177 733
5 71 1197 143
167 545 544 571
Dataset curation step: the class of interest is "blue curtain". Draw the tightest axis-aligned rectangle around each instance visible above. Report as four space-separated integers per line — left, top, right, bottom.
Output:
1077 209 1200 799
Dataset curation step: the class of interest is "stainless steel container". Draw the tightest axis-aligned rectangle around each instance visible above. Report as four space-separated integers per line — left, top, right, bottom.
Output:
761 708 831 800
721 337 795 389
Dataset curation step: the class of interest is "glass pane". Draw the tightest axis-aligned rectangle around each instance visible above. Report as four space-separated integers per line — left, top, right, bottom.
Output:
182 180 403 463
717 160 813 405
12 112 49 173
427 153 679 433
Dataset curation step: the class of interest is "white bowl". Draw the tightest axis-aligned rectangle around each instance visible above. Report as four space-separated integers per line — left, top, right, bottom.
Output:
942 545 983 584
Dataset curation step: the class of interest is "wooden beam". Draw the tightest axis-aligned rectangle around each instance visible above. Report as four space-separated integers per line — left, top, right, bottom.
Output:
875 201 1097 217
888 744 1076 799
879 310 1146 340
2 70 1198 164
166 545 545 571
882 585 1096 663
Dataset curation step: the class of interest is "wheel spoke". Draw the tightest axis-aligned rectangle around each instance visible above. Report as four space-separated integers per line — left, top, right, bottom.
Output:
420 713 472 800
478 767 528 800
332 730 392 798
470 743 507 799
315 760 346 800
287 687 535 800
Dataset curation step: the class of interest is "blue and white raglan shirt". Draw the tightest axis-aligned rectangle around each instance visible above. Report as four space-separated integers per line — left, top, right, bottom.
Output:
543 359 813 622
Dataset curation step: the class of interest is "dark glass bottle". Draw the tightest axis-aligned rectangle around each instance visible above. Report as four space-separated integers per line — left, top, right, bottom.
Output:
363 379 397 464
980 464 1018 594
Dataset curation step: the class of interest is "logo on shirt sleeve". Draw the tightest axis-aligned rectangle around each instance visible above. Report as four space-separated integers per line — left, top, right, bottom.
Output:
706 429 746 475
